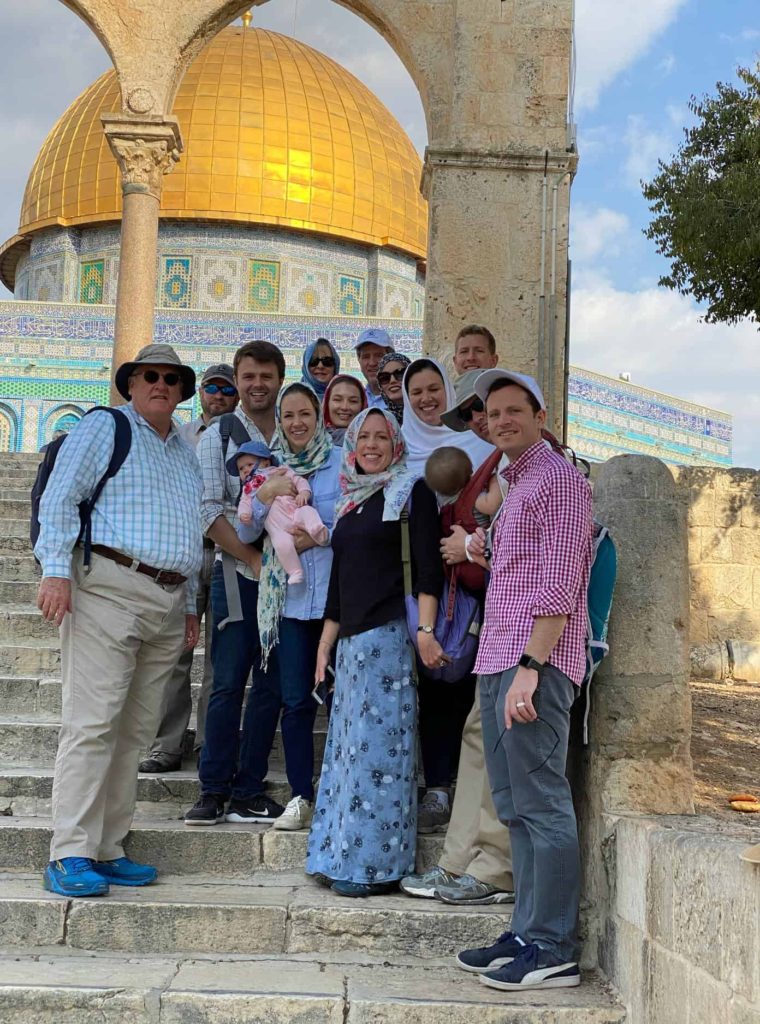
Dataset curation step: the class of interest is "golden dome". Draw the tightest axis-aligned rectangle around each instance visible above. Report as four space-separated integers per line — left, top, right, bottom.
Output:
15 26 427 258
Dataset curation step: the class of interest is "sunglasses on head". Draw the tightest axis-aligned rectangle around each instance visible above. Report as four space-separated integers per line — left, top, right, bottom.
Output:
459 397 485 422
202 383 237 396
377 368 406 386
139 369 181 386
309 356 336 369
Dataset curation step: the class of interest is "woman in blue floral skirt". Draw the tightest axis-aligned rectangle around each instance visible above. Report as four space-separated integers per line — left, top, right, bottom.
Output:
307 408 445 897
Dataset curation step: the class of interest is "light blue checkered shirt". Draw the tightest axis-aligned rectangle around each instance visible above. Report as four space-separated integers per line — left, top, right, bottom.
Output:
35 404 203 612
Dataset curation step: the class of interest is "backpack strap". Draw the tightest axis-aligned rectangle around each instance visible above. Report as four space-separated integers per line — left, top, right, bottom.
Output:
541 428 591 479
400 506 412 597
218 412 253 461
79 407 132 568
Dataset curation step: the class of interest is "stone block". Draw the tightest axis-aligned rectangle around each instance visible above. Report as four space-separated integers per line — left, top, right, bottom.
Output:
0 722 59 765
0 990 152 1024
645 942 689 1024
691 565 753 611
647 831 676 948
598 756 694 816
731 527 760 565
0 896 66 946
600 917 648 1024
123 825 262 877
700 526 734 563
613 817 655 931
0 644 60 676
592 673 693 754
719 849 760 1005
687 967 735 1024
687 486 715 527
731 1000 760 1024
730 640 760 683
669 833 724 976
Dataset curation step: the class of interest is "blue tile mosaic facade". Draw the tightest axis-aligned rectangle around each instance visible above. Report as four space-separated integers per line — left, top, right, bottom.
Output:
160 257 193 309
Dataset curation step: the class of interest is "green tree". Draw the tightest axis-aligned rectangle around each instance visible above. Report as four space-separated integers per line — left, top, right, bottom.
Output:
643 66 760 325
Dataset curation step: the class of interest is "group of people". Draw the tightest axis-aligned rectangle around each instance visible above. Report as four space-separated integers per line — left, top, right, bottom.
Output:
35 322 594 995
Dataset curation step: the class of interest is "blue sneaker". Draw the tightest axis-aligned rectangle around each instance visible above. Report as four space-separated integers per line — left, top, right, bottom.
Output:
93 857 158 887
456 930 527 973
43 858 109 897
479 943 580 991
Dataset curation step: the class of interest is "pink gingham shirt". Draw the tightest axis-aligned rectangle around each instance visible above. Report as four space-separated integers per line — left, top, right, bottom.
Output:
474 441 593 684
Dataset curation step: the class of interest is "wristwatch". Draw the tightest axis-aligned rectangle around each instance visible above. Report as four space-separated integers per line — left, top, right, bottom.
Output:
417 625 434 634
519 653 544 672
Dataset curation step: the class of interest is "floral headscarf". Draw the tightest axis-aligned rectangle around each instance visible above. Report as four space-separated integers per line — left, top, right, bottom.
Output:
258 381 335 667
300 338 340 398
336 407 417 523
322 373 368 445
376 351 411 425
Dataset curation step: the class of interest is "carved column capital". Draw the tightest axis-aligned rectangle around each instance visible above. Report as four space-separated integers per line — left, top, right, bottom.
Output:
102 114 184 200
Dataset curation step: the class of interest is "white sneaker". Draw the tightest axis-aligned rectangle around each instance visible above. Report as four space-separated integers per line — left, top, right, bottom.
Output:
272 795 314 831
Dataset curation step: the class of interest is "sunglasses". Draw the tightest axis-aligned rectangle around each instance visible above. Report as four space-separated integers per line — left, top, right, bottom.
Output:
309 356 336 369
139 369 181 386
377 368 406 386
202 383 237 396
459 397 485 422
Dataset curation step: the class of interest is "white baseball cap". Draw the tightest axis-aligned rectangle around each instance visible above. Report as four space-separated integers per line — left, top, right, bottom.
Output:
474 369 546 411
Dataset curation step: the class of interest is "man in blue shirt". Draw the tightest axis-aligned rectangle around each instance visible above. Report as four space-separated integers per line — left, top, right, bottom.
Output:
35 343 203 898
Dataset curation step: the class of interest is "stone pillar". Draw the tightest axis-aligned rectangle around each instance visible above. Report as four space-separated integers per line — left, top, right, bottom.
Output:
421 148 576 435
102 114 183 404
578 454 694 965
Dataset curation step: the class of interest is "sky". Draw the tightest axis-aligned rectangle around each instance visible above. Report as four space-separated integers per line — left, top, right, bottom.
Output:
1 1 759 463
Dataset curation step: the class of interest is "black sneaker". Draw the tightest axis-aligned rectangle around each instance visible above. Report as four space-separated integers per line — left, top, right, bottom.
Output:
184 794 226 826
479 943 580 991
456 930 527 973
225 794 284 823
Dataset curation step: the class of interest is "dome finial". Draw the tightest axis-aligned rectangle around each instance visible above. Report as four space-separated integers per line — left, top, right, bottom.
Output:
242 9 252 29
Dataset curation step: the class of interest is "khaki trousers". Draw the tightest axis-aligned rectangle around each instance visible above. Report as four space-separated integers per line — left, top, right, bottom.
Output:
51 552 186 861
439 687 514 890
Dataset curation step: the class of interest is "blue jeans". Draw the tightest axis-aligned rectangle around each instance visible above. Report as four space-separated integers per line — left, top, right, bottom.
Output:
480 664 580 962
277 617 321 801
199 563 280 801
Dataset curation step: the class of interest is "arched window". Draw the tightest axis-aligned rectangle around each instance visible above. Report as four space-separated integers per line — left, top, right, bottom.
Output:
0 404 19 452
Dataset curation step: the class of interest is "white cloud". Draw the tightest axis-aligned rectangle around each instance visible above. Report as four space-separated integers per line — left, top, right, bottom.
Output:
571 205 632 262
574 0 688 112
622 114 676 189
570 279 760 466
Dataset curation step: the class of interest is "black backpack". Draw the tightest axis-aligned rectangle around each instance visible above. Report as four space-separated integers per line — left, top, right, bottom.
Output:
217 412 256 503
31 407 132 566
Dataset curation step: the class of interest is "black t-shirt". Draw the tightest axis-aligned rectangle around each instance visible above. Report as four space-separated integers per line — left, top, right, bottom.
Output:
325 478 444 638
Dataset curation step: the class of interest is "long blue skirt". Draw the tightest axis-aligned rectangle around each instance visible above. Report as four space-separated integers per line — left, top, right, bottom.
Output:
306 618 418 884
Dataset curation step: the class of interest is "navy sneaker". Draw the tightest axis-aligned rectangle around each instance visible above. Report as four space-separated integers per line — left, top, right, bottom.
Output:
185 794 226 825
456 930 527 973
479 943 580 991
225 794 284 823
93 857 157 887
331 880 398 898
43 857 109 898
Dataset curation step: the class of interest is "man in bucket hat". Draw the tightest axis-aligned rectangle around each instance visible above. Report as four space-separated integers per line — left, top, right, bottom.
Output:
139 362 238 774
35 343 204 898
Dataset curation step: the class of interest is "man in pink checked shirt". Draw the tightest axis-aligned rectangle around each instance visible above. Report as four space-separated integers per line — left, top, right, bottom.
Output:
455 369 593 995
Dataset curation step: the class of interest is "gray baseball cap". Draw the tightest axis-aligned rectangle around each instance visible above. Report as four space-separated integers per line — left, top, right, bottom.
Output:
201 363 236 388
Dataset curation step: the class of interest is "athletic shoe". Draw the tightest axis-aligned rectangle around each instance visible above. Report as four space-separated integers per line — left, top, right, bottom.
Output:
43 857 109 898
93 856 157 887
479 943 580 991
400 865 458 899
417 791 451 834
331 880 398 898
184 794 226 826
272 795 313 831
138 752 182 773
436 873 516 906
456 930 527 974
225 794 284 823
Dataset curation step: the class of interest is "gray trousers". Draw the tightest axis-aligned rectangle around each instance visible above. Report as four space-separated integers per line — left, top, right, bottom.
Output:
480 663 580 962
149 548 214 758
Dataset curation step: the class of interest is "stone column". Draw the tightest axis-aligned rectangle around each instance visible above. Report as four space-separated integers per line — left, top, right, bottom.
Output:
102 114 183 404
421 148 576 435
577 454 695 965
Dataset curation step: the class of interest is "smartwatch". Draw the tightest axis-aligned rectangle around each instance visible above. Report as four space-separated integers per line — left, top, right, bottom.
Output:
519 653 544 672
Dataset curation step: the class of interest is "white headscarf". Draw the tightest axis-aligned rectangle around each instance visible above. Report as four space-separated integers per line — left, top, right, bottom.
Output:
401 357 495 477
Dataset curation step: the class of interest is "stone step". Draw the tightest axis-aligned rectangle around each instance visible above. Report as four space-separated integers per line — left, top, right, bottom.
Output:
2 488 33 501
0 579 38 603
0 522 34 552
0 606 56 640
0 499 31 517
0 715 327 767
0 950 626 1024
0 872 511 959
0 554 39 580
0 815 443 877
0 641 61 675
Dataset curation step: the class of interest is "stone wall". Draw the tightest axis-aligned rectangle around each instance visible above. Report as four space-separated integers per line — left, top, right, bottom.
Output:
601 814 759 1024
673 467 760 648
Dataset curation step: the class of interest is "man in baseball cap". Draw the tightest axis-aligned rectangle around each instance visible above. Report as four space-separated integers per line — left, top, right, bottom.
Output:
176 363 238 451
473 369 546 412
354 328 393 408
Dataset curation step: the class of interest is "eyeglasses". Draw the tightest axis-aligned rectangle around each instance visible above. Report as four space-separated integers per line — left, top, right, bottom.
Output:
377 368 406 386
202 383 237 396
138 369 181 386
309 356 336 369
459 397 485 422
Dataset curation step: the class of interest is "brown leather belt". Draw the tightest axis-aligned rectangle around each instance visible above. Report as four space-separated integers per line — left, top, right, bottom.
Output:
90 545 187 586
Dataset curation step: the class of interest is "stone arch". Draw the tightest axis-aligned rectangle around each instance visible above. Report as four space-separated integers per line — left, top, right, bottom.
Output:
43 403 86 443
0 404 19 453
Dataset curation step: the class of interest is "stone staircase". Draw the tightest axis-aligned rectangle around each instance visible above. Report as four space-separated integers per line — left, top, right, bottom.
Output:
0 452 626 1022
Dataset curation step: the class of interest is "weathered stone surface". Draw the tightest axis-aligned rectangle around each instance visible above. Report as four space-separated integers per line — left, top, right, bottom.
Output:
0 720 59 765
687 967 735 1024
0 644 60 675
0 893 66 946
0 990 153 1024
645 942 689 1024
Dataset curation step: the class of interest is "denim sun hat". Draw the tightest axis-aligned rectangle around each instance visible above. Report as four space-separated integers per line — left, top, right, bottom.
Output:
226 439 278 477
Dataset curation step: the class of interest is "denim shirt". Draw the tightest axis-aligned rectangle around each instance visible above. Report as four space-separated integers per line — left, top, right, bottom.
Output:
237 446 342 621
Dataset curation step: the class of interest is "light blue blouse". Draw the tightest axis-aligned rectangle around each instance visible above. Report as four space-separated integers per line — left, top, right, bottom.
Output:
237 445 342 621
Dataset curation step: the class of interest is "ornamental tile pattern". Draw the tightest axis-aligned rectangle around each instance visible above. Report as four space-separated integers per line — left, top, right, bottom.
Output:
248 259 280 312
337 274 365 316
160 257 193 309
79 260 105 304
